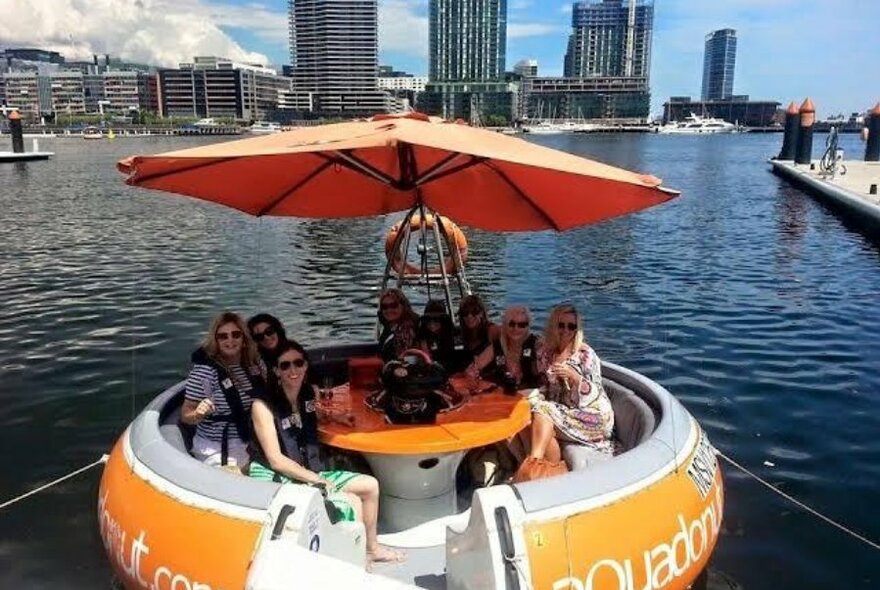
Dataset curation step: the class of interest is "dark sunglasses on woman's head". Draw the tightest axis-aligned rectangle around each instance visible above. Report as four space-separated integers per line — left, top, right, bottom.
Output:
278 358 306 370
508 320 529 329
216 330 243 341
557 322 578 332
252 326 276 342
380 301 400 311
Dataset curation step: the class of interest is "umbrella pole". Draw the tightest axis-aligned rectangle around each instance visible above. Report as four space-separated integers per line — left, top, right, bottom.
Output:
429 209 456 322
435 214 471 298
381 206 417 294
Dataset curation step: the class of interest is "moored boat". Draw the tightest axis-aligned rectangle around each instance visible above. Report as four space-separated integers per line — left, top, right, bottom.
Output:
104 113 723 590
82 126 103 139
658 113 737 134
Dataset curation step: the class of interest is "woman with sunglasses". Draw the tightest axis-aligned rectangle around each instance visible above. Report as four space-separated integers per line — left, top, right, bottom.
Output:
489 305 540 389
247 313 289 367
416 299 456 369
377 288 419 362
182 311 265 468
456 294 500 376
249 340 404 564
524 304 615 465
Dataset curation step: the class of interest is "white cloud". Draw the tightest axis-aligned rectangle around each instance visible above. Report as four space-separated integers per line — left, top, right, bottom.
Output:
378 0 429 57
0 0 276 67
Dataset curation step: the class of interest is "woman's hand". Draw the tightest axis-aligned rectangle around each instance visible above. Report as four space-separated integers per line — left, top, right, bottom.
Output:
549 363 579 387
194 398 215 421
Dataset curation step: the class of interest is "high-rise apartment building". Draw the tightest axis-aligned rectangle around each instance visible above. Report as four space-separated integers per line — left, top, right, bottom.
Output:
287 0 387 114
429 0 507 82
701 29 736 101
424 0 513 122
528 0 652 121
564 0 653 79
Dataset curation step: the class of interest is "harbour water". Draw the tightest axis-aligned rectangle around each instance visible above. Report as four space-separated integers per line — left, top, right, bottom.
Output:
1 133 878 588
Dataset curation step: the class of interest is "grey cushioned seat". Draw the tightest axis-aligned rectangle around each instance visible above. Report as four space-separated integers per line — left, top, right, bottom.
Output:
159 404 194 454
562 380 656 471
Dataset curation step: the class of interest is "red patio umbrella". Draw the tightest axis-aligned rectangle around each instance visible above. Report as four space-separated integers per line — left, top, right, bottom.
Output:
118 112 677 231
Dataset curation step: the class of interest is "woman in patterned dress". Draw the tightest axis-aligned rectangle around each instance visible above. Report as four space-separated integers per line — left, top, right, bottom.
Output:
525 304 615 463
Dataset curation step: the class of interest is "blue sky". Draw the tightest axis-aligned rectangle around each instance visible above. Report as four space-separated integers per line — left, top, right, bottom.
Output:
3 0 878 117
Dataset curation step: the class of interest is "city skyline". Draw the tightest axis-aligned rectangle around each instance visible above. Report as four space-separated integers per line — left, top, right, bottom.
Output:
1 0 878 116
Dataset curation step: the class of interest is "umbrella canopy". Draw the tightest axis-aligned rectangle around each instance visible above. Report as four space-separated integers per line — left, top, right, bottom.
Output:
118 112 678 232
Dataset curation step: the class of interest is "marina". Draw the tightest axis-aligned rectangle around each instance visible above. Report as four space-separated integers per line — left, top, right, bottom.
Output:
1 132 878 589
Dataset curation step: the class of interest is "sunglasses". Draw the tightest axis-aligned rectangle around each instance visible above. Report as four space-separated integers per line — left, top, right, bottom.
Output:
278 358 306 370
252 326 276 342
508 321 529 329
557 322 578 332
380 301 400 311
216 330 243 341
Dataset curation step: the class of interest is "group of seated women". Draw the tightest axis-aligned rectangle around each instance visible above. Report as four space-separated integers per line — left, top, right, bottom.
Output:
179 294 615 559
376 288 615 471
180 311 402 564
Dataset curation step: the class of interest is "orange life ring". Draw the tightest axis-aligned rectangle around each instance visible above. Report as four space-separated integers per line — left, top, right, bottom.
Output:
384 213 468 276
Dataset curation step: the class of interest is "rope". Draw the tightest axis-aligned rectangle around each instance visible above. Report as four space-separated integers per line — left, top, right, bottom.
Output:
717 451 880 552
0 454 109 511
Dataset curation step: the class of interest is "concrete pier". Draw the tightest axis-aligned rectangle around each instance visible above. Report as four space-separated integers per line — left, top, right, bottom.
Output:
771 160 880 234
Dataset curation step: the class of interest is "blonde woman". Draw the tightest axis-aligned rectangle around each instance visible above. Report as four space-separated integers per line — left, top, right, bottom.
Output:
181 311 266 467
525 304 614 465
485 305 540 389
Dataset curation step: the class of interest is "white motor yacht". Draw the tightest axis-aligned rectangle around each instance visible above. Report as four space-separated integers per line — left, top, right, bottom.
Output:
250 121 283 135
658 113 737 134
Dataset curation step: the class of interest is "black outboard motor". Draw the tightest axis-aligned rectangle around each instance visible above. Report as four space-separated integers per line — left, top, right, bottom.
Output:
381 349 448 424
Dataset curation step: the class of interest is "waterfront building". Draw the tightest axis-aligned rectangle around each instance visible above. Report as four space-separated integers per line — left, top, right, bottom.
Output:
564 0 653 79
49 71 87 114
378 74 428 93
662 96 780 127
524 76 649 121
102 71 141 112
701 29 737 101
287 0 387 115
513 59 538 78
158 57 290 120
524 0 653 122
423 0 512 122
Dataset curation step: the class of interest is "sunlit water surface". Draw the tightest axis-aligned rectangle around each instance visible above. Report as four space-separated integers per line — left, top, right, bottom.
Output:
0 133 878 588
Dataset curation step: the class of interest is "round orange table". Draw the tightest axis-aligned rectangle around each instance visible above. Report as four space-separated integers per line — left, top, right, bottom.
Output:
319 384 531 531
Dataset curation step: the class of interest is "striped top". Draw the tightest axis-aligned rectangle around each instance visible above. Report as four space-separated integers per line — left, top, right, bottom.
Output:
185 362 257 443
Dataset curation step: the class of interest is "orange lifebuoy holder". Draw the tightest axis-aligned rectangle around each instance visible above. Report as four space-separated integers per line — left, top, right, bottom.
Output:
384 212 468 278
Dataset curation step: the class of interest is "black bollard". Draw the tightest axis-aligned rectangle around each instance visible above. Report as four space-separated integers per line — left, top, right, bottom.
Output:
8 110 24 154
777 102 800 160
794 98 815 165
865 103 880 162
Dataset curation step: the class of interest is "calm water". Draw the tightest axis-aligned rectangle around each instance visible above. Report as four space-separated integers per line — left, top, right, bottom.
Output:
1 133 878 589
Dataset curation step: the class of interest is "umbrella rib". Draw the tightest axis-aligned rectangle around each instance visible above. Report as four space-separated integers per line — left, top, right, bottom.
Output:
483 161 561 231
256 159 334 216
415 155 488 187
127 156 239 185
323 151 396 187
414 152 466 186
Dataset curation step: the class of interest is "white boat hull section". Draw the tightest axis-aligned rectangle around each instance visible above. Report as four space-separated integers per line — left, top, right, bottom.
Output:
248 542 417 589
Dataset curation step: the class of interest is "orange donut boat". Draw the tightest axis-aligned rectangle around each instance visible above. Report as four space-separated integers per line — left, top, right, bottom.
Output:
98 344 723 590
384 213 468 276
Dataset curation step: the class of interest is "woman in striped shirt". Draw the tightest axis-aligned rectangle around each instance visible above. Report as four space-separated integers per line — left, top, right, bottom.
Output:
181 311 266 468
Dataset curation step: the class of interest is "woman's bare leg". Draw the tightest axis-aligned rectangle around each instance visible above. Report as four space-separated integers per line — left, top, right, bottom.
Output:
341 475 404 563
529 413 556 460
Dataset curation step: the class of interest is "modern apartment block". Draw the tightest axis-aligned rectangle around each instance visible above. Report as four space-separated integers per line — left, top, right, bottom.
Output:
1 71 87 117
287 0 387 115
423 0 512 122
158 57 290 120
564 0 653 78
525 0 653 121
701 29 737 101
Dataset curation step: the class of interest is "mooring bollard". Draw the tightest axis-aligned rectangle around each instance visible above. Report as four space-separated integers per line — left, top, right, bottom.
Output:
8 110 24 154
777 102 800 160
865 103 880 162
795 98 815 165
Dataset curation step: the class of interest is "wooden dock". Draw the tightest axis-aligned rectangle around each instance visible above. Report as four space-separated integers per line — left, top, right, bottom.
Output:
770 159 880 234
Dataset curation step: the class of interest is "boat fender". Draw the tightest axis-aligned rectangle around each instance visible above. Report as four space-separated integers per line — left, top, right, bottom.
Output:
384 213 468 276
